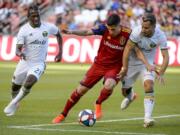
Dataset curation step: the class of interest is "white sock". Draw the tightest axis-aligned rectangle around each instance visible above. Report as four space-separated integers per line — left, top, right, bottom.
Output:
144 93 154 119
11 86 29 104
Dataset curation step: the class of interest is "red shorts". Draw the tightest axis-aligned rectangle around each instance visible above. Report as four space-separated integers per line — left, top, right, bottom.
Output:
80 63 121 88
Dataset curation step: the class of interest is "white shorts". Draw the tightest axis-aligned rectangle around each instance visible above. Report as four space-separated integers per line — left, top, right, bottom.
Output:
122 64 155 88
12 60 46 85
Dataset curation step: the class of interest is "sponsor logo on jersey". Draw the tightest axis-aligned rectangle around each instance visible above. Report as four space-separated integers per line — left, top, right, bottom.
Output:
119 36 126 46
42 31 48 37
104 40 124 50
30 40 46 45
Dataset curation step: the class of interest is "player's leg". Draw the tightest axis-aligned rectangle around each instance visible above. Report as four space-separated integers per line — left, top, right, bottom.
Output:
52 84 89 124
4 63 44 116
4 60 27 116
52 64 103 124
95 78 117 119
95 66 120 119
143 70 155 127
121 87 137 110
120 66 139 110
11 83 21 99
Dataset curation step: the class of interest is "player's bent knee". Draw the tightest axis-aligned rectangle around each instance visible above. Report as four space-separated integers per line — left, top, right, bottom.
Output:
144 80 154 91
77 85 89 95
24 75 38 89
104 79 116 90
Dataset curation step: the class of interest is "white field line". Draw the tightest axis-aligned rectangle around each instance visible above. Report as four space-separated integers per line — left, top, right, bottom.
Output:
8 114 180 128
8 114 180 135
12 127 167 135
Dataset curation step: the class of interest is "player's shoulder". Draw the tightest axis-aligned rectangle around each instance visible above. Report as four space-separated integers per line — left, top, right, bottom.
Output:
18 23 30 33
131 25 141 37
20 23 29 30
154 26 167 39
155 26 166 36
121 26 132 34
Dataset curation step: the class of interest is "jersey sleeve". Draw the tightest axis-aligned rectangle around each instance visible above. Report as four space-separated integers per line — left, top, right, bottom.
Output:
16 27 25 45
159 32 168 50
48 23 59 35
129 26 141 44
91 24 107 35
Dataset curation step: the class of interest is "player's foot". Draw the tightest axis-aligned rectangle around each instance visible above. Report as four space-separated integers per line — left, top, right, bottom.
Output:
95 104 102 120
4 102 19 116
143 118 155 128
121 91 137 110
52 114 65 124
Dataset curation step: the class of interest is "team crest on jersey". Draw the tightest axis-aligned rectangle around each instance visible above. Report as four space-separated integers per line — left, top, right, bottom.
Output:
149 42 157 48
42 31 48 37
119 36 126 45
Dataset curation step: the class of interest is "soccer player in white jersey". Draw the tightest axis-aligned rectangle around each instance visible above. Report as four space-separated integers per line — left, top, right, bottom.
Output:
4 4 63 116
119 13 169 127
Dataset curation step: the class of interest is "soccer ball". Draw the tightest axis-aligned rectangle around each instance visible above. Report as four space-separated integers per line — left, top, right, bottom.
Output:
78 109 96 127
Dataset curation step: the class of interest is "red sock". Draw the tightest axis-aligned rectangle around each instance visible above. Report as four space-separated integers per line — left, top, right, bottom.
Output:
62 89 82 117
96 88 113 104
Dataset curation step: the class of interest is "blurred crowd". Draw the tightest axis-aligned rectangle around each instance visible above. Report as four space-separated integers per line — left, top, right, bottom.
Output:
0 0 180 37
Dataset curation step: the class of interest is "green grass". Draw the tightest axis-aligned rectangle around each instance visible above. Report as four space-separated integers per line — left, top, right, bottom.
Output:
0 61 180 135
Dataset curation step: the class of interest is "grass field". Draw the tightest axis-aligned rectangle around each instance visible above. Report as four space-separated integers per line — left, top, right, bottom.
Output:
0 61 180 135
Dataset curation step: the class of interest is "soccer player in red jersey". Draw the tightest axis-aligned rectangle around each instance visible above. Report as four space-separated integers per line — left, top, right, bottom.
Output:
52 14 150 124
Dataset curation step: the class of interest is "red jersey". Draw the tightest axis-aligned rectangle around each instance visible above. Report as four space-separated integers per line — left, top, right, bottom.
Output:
92 24 131 67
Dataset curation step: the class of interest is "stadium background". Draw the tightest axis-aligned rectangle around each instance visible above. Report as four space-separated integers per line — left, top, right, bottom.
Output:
0 0 180 135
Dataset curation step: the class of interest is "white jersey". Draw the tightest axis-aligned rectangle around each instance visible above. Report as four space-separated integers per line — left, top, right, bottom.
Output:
17 22 59 63
128 26 168 66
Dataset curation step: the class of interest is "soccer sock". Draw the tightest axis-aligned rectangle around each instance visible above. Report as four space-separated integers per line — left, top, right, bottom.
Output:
126 88 134 100
62 89 82 117
144 91 154 119
11 86 30 104
11 89 20 99
96 88 113 104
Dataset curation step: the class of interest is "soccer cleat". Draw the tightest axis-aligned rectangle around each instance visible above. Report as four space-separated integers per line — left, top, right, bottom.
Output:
121 92 137 110
95 104 102 120
143 118 155 128
52 114 65 124
4 102 19 116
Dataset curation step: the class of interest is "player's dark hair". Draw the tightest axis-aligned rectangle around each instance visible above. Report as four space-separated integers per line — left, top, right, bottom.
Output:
142 13 156 25
27 4 39 17
107 14 120 26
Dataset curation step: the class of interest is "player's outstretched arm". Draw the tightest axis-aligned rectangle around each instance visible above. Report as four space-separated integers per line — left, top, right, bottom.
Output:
62 29 94 36
158 49 169 75
118 40 135 80
54 31 63 62
155 49 169 85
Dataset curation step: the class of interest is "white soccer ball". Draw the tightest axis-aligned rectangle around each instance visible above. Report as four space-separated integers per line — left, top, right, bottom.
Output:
78 109 96 127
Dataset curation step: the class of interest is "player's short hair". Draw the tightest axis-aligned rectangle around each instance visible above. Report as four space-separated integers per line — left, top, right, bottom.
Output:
142 13 156 25
107 14 120 26
27 4 39 17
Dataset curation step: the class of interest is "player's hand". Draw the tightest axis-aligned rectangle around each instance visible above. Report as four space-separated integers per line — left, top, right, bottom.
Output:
54 53 62 62
156 73 165 85
16 52 26 60
155 66 165 85
146 64 156 72
117 67 127 80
